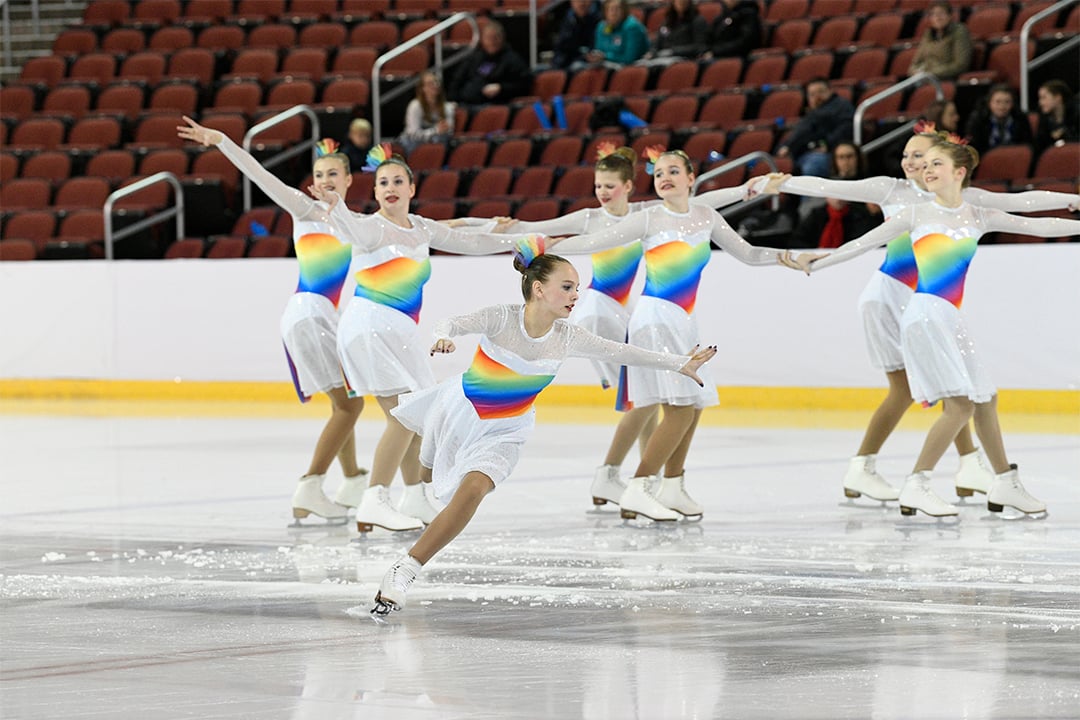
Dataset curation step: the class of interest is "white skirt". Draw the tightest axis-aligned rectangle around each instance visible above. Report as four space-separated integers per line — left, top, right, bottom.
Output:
392 379 533 502
336 296 436 397
569 289 631 389
856 270 914 373
280 292 344 400
901 293 996 406
625 296 717 409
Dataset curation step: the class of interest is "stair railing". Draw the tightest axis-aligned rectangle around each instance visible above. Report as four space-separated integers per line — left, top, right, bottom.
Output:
103 172 184 261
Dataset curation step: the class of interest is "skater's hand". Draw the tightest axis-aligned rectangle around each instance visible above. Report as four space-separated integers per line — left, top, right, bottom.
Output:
177 115 223 147
752 172 790 197
430 338 456 355
440 218 469 228
307 184 341 210
679 345 717 387
493 216 518 233
778 250 821 275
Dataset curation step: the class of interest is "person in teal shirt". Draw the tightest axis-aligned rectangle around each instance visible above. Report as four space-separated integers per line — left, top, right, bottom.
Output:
586 0 649 67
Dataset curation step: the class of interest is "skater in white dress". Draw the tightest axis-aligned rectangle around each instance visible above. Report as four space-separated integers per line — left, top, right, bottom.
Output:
370 244 718 614
501 144 785 509
550 149 813 522
759 124 1080 503
317 145 532 533
177 117 365 524
810 139 1080 517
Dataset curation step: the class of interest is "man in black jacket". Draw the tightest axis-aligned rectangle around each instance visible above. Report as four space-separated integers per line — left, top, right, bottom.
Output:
705 0 762 59
552 0 601 69
776 78 855 177
448 21 532 108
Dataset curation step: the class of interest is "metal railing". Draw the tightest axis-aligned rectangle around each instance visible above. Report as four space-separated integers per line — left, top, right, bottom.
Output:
1020 0 1079 113
694 151 781 214
854 72 944 155
242 105 319 212
371 12 481 144
103 172 184 261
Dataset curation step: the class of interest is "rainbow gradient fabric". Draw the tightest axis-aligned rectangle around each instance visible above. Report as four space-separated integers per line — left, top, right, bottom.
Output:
588 242 644 305
294 232 352 308
877 232 918 290
461 346 555 420
352 256 432 323
912 231 978 308
641 240 711 314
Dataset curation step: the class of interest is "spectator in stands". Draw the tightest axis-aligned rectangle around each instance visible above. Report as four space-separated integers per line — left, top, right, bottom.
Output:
775 78 855 178
964 84 1034 154
922 98 961 134
341 119 372 174
399 71 455 154
794 141 882 223
909 1 973 80
552 0 601 69
646 0 709 61
703 0 761 60
1035 79 1080 153
585 0 650 67
788 195 882 250
448 21 532 107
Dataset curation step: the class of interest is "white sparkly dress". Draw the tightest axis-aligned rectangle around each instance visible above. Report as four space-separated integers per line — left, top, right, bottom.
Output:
507 188 747 391
813 200 1080 405
776 176 1080 371
216 136 351 401
390 304 690 501
555 203 783 409
328 205 520 397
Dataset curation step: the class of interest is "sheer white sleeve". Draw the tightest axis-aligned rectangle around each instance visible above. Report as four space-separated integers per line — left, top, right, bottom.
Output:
567 325 689 372
551 211 651 254
811 213 913 271
709 211 783 266
433 304 512 340
964 187 1080 213
323 199 380 250
496 208 592 236
982 208 1080 237
692 185 748 209
422 218 521 254
216 135 317 219
776 176 898 204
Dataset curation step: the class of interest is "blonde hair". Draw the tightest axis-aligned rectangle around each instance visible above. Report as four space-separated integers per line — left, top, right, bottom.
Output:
595 146 637 183
930 141 980 188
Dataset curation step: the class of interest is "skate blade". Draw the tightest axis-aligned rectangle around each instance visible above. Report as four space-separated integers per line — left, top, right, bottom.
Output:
838 499 896 510
985 505 1048 521
288 516 349 528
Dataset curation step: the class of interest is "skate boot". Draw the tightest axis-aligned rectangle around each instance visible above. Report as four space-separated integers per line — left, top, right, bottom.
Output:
987 464 1046 515
954 449 993 498
591 464 626 507
397 483 439 525
371 554 423 616
842 455 899 501
291 474 348 523
332 471 369 509
654 473 703 520
898 472 958 517
618 476 679 522
355 485 424 533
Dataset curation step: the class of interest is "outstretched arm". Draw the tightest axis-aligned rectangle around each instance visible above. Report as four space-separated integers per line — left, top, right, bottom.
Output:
548 211 651 254
178 116 316 219
984 209 1080 238
424 218 530 255
490 208 592 237
568 326 717 387
965 187 1080 213
758 175 899 205
810 214 912 272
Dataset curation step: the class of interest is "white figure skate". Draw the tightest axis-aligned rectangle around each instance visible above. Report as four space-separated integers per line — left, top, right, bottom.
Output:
397 483 439 525
371 555 423 616
898 472 958 517
355 486 424 533
290 474 349 526
654 473 703 520
842 455 899 501
590 464 626 507
954 449 993 498
619 476 679 522
987 464 1046 515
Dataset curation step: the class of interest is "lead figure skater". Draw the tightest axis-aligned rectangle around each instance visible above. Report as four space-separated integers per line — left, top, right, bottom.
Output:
370 241 718 614
177 117 365 524
759 124 1080 503
549 148 812 522
316 146 534 533
810 138 1080 517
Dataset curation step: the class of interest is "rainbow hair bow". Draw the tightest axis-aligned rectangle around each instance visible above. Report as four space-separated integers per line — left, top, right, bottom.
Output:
315 139 340 157
513 234 546 269
643 144 667 176
362 143 394 173
595 141 617 160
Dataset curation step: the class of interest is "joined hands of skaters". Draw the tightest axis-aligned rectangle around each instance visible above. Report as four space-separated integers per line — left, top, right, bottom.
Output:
778 250 822 275
746 172 791 198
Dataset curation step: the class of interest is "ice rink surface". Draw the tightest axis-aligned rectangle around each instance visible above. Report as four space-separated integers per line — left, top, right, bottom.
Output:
2 405 1078 719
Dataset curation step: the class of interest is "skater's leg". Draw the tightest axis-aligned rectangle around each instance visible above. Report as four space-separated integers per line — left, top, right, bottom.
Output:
913 396 973 473
633 404 696 478
603 406 659 467
972 395 1009 473
399 433 423 487
408 472 494 565
663 408 701 478
952 413 978 456
396 434 439 523
635 406 660 460
856 369 912 456
370 394 415 488
306 387 363 476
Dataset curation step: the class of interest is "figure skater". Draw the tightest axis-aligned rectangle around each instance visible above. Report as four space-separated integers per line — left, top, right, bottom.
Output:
809 138 1080 517
758 124 1080 503
177 117 366 524
371 240 718 614
548 148 813 522
313 145 537 533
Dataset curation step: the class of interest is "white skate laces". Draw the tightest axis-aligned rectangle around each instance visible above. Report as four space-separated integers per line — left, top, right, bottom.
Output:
290 474 348 525
987 464 1046 515
954 449 993 498
898 472 958 518
843 455 899 502
618 476 679 522
371 555 423 616
655 473 703 519
590 464 626 507
355 485 424 533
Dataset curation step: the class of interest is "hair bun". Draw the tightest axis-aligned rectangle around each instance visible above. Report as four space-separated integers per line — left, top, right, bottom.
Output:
512 235 546 272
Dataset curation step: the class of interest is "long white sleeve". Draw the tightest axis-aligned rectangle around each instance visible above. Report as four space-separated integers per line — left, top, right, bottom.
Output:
811 213 913 271
964 187 1080 214
775 176 900 204
495 208 592 237
551 211 652 254
216 135 319 219
708 210 783 266
433 304 510 340
567 325 689 372
422 217 522 254
692 185 749 208
983 208 1080 237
